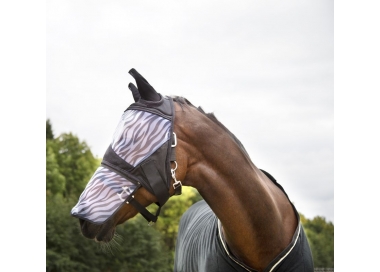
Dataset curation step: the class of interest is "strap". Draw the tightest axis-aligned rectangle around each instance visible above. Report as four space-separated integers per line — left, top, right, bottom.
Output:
170 145 176 161
128 196 161 224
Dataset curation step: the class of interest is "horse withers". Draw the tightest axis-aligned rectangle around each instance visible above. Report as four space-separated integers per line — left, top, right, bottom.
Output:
71 69 314 271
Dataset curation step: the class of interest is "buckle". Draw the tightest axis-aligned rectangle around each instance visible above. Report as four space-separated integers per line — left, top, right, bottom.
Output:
171 132 177 147
173 180 182 195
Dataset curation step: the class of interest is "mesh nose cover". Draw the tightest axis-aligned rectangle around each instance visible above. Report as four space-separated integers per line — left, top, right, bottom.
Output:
71 166 138 224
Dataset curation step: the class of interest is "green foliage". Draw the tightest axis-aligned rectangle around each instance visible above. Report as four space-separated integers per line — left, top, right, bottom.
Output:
46 195 99 272
46 140 66 195
52 132 99 197
110 215 174 272
300 213 334 268
46 119 54 140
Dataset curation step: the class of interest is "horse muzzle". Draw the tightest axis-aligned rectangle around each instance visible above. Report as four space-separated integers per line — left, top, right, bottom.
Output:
79 219 116 243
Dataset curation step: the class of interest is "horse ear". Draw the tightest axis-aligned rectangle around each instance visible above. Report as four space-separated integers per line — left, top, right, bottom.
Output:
128 83 141 102
129 68 160 101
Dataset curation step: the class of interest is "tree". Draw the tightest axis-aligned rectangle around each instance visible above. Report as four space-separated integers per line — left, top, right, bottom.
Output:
52 132 99 197
46 119 54 140
300 214 334 268
46 121 104 271
46 120 66 196
109 215 174 272
46 140 66 196
46 196 100 272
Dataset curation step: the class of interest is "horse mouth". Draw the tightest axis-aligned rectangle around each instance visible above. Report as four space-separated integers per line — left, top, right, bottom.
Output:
79 219 116 243
95 228 115 243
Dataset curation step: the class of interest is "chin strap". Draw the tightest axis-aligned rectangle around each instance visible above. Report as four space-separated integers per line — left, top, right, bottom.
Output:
128 194 161 225
123 184 162 226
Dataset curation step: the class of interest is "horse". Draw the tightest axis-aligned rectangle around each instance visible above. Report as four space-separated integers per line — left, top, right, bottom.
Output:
71 68 314 272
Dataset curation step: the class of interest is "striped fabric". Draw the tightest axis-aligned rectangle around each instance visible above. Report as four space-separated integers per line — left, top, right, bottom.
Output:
71 110 171 224
71 166 137 224
112 110 171 166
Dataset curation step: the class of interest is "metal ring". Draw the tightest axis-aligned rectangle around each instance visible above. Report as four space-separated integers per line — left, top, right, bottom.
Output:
171 132 177 147
172 161 178 171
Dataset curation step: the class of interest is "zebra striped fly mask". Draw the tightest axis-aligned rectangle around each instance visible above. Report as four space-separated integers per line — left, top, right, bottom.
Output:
71 96 179 225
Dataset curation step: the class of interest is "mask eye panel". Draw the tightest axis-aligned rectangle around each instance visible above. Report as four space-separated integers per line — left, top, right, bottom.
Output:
112 110 171 167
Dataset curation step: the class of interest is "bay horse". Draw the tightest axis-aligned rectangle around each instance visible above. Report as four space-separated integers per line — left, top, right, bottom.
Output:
71 69 314 271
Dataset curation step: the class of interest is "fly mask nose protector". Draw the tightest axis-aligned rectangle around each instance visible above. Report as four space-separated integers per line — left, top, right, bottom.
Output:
71 94 182 225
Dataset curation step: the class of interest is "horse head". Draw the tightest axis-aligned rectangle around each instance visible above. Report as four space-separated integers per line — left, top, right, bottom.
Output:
71 68 186 243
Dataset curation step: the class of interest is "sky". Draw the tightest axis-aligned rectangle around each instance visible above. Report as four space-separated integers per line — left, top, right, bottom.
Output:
46 0 334 223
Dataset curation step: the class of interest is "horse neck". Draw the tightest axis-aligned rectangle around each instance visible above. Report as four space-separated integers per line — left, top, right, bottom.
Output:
174 103 297 270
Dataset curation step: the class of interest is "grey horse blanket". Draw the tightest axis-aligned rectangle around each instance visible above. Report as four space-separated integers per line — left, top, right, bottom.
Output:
174 170 314 272
174 200 313 272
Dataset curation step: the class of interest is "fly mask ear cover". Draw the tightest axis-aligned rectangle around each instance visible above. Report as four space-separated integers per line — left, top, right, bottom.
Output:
100 95 179 224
